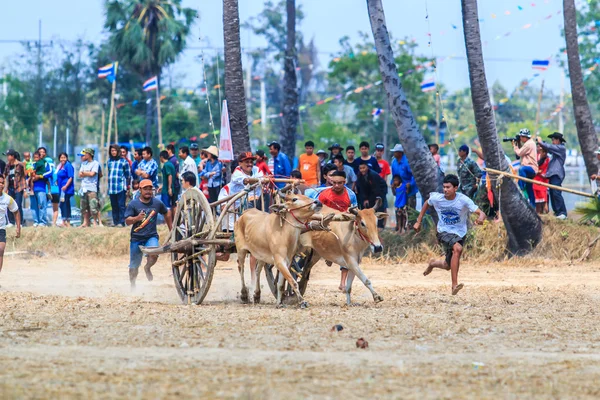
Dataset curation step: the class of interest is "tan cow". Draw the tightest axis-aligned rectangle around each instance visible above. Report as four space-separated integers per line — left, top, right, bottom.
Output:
234 193 323 308
300 200 387 305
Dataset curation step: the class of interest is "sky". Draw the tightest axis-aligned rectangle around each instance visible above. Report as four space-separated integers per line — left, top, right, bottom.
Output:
0 0 571 97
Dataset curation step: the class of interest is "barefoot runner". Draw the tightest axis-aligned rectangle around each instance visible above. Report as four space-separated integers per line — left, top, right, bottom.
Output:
0 174 21 283
124 179 173 289
414 174 485 295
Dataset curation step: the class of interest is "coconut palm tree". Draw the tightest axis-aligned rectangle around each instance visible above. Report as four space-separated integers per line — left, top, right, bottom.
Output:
223 0 251 154
460 0 542 254
280 0 299 158
563 0 598 179
366 0 443 198
104 0 196 145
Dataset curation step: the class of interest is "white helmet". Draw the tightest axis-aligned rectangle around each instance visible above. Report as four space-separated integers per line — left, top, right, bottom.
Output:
519 128 531 138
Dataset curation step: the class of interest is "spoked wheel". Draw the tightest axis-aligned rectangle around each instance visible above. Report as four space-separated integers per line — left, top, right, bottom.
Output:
171 189 216 305
264 251 314 304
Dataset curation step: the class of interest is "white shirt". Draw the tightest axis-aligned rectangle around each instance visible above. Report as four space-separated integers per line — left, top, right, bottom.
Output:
427 192 479 238
80 160 100 193
0 192 18 230
218 184 236 231
230 166 264 200
179 156 199 187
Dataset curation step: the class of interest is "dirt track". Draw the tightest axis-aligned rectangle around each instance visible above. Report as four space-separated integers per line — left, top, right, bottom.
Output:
1 255 600 399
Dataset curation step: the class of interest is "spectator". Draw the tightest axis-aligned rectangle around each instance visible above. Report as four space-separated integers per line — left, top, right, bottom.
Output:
0 174 21 279
178 145 199 187
533 145 550 215
3 149 25 227
345 145 360 175
131 149 143 178
50 157 61 227
374 143 391 182
231 152 264 207
30 151 50 227
268 141 291 189
536 132 567 219
332 154 357 189
108 144 131 227
513 129 538 208
290 170 308 194
327 143 343 162
429 144 441 167
189 143 202 168
56 153 74 228
129 179 140 202
390 144 418 209
78 148 100 228
358 141 381 173
591 148 600 184
166 143 179 171
124 179 172 289
316 150 328 184
392 175 408 234
356 160 387 212
120 146 132 167
159 150 178 221
298 141 321 187
255 150 272 176
0 157 5 179
199 146 222 203
457 144 482 199
135 147 159 188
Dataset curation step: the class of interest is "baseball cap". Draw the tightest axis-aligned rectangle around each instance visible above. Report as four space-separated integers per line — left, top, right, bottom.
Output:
238 151 257 162
190 143 199 150
3 149 17 156
139 179 153 188
375 143 384 150
78 148 95 157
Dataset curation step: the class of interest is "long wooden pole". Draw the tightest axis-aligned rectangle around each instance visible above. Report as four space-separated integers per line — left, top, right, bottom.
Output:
156 86 162 148
114 102 119 145
534 79 545 136
484 167 595 198
100 106 105 165
106 80 115 155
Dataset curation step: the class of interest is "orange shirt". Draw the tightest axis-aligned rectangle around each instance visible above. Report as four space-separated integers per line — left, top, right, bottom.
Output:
298 153 320 185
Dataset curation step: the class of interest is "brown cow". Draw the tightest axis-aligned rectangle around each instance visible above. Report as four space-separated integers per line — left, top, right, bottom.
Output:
235 193 323 308
300 200 387 305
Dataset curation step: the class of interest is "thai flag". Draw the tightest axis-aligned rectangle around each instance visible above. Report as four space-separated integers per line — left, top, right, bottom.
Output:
532 60 550 71
143 76 158 92
420 78 436 92
98 62 117 83
371 108 383 117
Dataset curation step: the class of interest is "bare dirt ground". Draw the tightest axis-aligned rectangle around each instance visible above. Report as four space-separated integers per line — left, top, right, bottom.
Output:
1 254 600 399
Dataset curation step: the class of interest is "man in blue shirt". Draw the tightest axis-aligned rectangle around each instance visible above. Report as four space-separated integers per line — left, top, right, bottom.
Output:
135 146 159 188
390 144 418 209
268 141 291 189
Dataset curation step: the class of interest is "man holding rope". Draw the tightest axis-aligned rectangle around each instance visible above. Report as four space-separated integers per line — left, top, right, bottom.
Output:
414 174 485 295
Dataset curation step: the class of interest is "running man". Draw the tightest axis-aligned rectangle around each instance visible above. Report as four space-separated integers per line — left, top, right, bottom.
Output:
0 174 21 282
413 174 485 295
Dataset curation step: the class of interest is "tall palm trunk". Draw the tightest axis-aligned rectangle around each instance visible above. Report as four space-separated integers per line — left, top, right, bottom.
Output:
280 0 299 158
461 0 542 255
366 0 443 198
563 0 598 179
223 0 250 154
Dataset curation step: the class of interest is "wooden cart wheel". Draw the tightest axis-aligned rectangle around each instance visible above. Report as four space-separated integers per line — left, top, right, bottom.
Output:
264 251 314 304
171 189 217 305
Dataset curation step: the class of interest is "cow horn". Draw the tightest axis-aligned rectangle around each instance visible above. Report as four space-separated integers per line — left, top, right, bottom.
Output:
277 191 287 200
348 206 359 216
372 197 382 210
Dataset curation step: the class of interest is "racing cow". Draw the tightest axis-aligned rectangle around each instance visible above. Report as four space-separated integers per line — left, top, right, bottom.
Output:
235 192 324 308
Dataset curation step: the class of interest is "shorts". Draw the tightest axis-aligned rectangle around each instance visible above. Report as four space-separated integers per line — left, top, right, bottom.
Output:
0 229 5 243
129 236 159 269
80 191 100 215
437 232 464 267
51 193 60 204
160 192 178 209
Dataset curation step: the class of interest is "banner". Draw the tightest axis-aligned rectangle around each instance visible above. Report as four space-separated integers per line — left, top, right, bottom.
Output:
219 100 234 162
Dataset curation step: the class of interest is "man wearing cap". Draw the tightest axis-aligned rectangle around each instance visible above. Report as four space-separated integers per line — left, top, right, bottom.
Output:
3 150 26 226
391 144 418 209
78 148 101 227
178 146 199 188
327 143 343 163
537 132 568 219
124 179 172 289
268 141 291 189
135 146 159 188
513 128 538 208
231 152 264 203
199 146 222 202
457 144 482 200
190 143 202 167
298 141 321 187
374 143 391 182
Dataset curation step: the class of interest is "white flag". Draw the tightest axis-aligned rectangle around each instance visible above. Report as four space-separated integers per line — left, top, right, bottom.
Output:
219 100 234 162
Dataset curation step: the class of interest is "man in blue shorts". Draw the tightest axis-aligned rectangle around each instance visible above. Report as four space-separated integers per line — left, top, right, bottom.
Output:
124 179 172 289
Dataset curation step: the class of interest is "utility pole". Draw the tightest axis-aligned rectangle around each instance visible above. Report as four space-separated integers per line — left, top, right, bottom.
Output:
559 71 565 133
37 20 43 148
260 79 267 144
534 80 545 137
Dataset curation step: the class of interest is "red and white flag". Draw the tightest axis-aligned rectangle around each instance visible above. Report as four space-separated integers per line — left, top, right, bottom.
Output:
219 100 234 162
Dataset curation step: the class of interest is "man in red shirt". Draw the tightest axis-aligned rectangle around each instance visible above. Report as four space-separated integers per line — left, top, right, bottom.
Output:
375 143 391 182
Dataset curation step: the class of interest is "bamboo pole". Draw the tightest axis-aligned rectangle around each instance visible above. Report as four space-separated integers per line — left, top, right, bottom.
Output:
484 167 595 198
534 79 545 136
114 101 119 145
156 86 162 148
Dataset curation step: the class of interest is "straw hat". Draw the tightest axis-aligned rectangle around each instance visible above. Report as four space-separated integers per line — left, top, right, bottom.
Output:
203 145 219 158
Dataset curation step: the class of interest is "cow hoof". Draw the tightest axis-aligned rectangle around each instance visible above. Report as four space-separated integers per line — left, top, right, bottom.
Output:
253 295 261 304
276 303 286 309
240 288 249 304
299 301 309 309
374 294 384 303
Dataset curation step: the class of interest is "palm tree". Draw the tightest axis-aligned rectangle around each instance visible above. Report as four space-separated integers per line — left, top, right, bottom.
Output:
563 0 598 179
366 0 443 199
280 0 299 158
104 0 196 146
460 0 542 255
223 0 251 154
